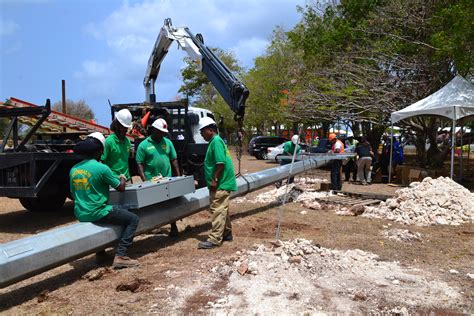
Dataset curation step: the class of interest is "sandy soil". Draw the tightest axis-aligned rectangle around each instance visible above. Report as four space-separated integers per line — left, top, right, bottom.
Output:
0 153 473 314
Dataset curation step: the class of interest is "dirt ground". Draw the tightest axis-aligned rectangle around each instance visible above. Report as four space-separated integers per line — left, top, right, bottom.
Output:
0 152 473 314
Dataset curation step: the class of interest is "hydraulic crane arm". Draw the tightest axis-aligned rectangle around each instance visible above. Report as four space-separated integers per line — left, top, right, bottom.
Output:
143 18 249 118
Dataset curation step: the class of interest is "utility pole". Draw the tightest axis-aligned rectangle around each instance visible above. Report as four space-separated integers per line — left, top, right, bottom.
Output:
62 80 66 132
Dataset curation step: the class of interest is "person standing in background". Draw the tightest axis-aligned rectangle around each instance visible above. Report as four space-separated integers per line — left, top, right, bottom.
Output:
328 133 344 191
197 117 236 249
344 135 358 182
102 109 133 182
136 118 181 237
312 135 319 147
355 137 373 185
391 137 404 180
379 135 391 183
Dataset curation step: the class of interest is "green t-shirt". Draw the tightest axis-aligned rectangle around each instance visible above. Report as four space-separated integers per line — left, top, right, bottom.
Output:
283 141 301 155
135 136 177 180
101 133 131 180
70 159 120 222
204 135 237 191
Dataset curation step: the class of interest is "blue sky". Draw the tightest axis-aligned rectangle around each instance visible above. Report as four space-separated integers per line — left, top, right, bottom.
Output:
0 0 305 125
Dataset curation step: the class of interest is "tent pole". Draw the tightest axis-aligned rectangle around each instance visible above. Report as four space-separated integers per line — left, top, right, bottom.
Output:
468 133 471 178
389 120 394 184
460 124 463 180
450 116 456 179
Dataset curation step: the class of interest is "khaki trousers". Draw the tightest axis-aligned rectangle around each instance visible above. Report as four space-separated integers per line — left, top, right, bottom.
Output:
207 190 232 245
357 157 372 183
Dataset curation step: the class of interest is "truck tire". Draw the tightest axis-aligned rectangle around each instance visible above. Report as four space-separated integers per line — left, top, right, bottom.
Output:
19 194 66 212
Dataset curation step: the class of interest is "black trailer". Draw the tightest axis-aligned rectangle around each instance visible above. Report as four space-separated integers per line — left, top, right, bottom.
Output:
0 100 84 211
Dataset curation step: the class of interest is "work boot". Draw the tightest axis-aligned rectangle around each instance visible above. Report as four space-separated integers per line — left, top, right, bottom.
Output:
95 250 112 264
197 241 219 249
112 256 140 269
169 222 179 238
222 234 233 242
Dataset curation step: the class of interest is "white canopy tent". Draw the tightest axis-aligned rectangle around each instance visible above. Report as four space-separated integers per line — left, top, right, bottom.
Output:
389 75 474 179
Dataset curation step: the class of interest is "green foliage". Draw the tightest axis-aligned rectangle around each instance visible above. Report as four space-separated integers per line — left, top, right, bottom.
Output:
243 27 306 134
284 0 472 164
179 47 244 131
429 0 473 75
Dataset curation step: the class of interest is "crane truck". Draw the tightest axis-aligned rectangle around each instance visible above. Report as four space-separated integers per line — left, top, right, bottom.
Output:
0 18 249 212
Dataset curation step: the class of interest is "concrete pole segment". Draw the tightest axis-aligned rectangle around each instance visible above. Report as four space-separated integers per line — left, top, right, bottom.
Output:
0 154 351 288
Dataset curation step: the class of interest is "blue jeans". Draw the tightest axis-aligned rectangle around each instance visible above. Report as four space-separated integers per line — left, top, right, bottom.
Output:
94 207 139 257
331 160 342 190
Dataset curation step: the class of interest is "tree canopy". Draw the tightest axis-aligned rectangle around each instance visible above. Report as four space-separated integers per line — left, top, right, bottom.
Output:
179 47 244 132
52 99 95 121
177 0 472 165
243 0 472 165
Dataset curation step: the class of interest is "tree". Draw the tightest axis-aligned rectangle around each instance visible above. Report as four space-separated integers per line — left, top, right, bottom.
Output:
52 99 95 121
179 47 244 137
243 27 306 137
287 0 473 165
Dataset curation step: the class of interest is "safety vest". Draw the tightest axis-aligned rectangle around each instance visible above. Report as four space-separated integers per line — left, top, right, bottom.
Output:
332 140 345 153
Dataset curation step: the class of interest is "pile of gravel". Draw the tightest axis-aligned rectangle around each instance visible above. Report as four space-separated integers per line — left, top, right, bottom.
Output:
363 177 474 226
382 228 422 242
206 239 463 314
234 181 330 204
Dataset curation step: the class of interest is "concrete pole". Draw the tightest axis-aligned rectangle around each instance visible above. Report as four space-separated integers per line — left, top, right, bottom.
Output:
0 155 354 288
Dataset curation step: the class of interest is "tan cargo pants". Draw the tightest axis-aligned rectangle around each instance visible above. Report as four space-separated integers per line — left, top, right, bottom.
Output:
207 190 232 245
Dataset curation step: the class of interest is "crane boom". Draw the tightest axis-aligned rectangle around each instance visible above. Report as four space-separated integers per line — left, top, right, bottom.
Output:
143 18 248 118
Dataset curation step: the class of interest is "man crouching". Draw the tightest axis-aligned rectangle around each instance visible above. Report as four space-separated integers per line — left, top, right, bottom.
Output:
70 132 140 268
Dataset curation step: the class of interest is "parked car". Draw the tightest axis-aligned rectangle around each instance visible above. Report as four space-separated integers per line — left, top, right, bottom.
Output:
248 136 288 160
267 143 285 162
267 142 308 162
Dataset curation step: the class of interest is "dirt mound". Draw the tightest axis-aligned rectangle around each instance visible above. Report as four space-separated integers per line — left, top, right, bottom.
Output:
234 180 331 204
363 177 474 226
180 239 464 314
382 228 422 242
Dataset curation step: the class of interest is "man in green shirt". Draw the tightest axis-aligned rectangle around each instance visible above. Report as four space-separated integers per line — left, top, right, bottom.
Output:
136 118 181 237
279 135 301 184
197 117 237 249
101 109 132 181
70 132 140 269
283 135 301 156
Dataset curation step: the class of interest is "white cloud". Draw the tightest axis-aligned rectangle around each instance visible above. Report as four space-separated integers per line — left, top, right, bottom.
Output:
231 37 270 68
106 34 149 52
0 19 19 36
78 60 114 79
76 0 305 107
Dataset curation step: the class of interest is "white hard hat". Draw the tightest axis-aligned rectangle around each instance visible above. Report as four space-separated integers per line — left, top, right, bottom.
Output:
87 132 105 147
116 109 132 128
151 118 169 133
198 117 217 130
291 135 299 145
